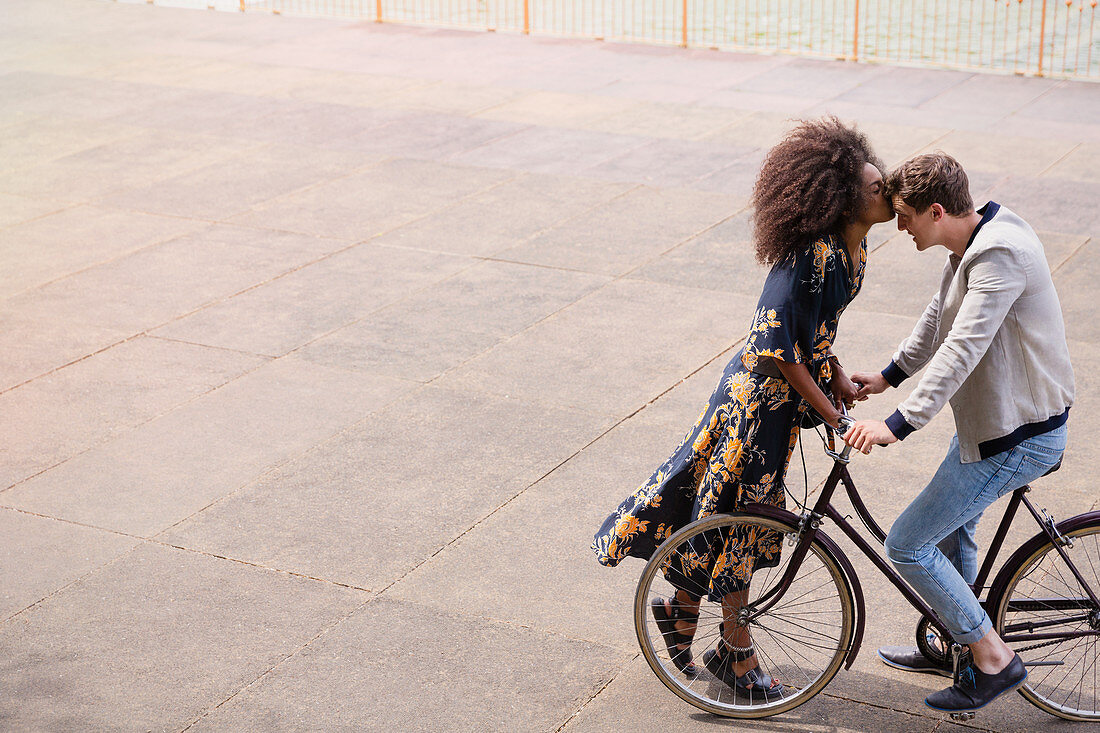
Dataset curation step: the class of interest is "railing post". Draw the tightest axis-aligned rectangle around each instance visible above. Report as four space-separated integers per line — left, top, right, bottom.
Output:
853 0 860 60
523 0 530 34
681 0 688 47
1038 0 1049 74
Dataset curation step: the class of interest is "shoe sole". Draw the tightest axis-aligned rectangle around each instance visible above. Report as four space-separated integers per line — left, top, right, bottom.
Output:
923 671 1029 714
877 650 952 678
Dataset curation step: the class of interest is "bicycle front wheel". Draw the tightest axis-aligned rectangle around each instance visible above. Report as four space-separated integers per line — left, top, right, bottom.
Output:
634 512 855 718
993 519 1100 721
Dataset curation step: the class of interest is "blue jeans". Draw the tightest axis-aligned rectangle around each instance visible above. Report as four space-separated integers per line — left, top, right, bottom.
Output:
884 425 1068 645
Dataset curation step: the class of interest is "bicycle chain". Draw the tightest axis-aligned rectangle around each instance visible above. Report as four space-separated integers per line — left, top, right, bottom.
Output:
1013 636 1071 654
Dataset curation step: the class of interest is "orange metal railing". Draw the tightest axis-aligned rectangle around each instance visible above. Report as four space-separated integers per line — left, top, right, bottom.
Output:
240 0 1098 79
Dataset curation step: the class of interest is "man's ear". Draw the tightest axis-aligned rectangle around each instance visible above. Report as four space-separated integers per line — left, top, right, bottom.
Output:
930 203 945 221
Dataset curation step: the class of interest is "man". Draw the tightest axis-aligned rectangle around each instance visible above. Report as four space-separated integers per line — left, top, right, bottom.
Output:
843 152 1075 714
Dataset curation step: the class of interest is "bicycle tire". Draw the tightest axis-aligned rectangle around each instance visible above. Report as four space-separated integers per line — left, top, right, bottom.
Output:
992 519 1100 721
634 512 855 718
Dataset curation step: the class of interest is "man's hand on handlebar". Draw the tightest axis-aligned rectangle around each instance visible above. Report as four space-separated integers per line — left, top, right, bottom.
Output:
841 419 898 454
849 371 889 401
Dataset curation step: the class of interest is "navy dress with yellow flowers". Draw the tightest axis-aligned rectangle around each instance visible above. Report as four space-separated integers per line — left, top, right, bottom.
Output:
592 234 866 601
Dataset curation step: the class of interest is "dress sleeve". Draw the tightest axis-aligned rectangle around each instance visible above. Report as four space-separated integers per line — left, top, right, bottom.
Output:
743 239 828 370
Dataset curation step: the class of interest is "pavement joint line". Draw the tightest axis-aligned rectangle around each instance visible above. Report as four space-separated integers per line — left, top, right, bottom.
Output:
0 214 373 395
1 219 221 304
0 507 149 626
0 199 75 234
147 379 432 539
555 653 638 732
0 332 137 399
177 593 382 732
819 690 1001 731
1050 234 1093 276
1035 140 1083 179
476 254 620 276
392 336 744 599
0 505 376 622
616 203 753 282
373 591 637 654
149 538 375 593
145 333 278 359
0 347 278 495
273 258 490 362
914 72 983 115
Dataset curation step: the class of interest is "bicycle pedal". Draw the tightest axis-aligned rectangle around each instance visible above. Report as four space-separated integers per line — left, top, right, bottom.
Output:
949 711 976 721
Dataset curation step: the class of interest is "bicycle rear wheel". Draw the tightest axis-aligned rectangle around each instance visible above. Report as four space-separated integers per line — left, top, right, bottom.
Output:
993 519 1100 721
634 512 855 718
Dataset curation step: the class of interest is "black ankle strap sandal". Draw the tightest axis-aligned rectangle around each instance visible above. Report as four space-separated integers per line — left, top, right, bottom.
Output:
703 638 786 701
650 596 700 676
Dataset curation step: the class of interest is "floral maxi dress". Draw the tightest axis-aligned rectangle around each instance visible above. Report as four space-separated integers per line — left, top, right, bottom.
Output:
591 235 866 600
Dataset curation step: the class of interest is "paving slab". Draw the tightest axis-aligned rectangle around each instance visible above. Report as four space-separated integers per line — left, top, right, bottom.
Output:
0 115 134 173
0 542 365 732
912 129 1078 176
5 75 196 122
153 242 472 357
189 597 628 732
436 278 756 417
0 204 204 298
836 65 977 108
162 384 615 589
296 259 610 381
1015 80 1100 125
990 174 1100 240
0 312 130 393
476 90 642 128
583 100 747 141
1 356 417 536
448 125 651 177
227 157 514 240
368 172 634 257
732 56 893 99
581 137 756 188
3 223 348 333
0 192 67 230
918 73 1060 117
100 142 380 221
0 127 260 204
496 185 740 276
625 209 764 297
0 508 140 621
384 401 699 651
1042 142 1100 183
0 335 265 490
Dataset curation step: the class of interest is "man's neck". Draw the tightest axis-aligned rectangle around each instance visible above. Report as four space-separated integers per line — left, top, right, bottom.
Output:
943 211 985 257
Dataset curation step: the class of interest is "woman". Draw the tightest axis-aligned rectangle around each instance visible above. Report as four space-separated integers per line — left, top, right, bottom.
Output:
592 116 894 699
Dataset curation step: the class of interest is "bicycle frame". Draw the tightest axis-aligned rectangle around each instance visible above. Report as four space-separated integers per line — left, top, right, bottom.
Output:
743 442 1100 669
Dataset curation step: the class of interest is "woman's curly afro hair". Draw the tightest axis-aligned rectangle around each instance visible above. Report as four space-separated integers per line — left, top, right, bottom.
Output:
751 116 883 266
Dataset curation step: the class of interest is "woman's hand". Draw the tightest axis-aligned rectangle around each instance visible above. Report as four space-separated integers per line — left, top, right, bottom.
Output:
830 373 861 410
771 358 845 429
850 371 888 400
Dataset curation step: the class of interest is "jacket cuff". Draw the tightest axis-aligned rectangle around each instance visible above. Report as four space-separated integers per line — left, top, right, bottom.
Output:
885 410 915 441
881 361 908 388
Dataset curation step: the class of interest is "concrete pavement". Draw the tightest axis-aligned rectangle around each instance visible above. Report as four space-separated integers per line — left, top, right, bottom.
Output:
1 1 1098 730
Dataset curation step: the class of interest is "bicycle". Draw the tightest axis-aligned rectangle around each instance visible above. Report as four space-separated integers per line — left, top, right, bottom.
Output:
634 416 1100 721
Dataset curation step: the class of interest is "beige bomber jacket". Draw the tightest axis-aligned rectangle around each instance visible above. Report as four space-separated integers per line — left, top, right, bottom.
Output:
882 202 1075 463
